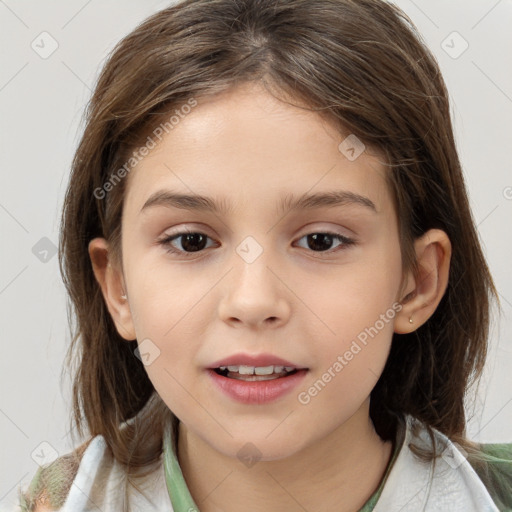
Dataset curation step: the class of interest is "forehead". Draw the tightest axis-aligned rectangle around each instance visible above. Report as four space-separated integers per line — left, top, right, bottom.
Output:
124 82 392 217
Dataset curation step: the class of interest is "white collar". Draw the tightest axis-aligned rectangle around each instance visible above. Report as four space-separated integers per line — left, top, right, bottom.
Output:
374 415 499 511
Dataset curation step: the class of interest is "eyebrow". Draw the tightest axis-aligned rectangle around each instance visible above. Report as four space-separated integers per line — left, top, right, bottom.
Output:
140 189 378 216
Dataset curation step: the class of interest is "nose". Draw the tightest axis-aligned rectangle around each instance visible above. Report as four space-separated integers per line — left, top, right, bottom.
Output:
217 252 291 329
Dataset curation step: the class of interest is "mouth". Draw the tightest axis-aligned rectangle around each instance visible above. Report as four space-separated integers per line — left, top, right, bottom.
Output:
212 365 302 381
206 354 309 402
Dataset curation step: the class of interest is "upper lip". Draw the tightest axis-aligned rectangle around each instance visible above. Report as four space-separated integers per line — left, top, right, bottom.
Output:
208 353 308 369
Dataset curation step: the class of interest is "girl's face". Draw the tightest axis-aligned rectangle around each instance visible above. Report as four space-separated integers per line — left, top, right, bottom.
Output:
118 82 404 460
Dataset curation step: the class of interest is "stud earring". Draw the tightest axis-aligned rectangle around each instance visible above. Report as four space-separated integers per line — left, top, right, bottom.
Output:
121 294 127 300
409 316 413 324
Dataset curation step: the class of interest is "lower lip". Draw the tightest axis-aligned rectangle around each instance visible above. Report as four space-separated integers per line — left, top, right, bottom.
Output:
206 369 308 404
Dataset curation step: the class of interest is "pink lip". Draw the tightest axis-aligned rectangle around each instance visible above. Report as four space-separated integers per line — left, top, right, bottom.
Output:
206 368 308 404
208 352 307 369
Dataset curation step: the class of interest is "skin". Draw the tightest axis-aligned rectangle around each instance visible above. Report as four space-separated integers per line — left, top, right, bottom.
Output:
89 81 451 512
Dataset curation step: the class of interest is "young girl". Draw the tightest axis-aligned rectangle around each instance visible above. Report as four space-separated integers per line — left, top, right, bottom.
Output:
17 0 512 510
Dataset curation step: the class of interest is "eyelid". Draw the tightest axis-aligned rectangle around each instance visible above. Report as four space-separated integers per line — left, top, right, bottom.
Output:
296 222 356 239
157 223 355 243
158 223 215 240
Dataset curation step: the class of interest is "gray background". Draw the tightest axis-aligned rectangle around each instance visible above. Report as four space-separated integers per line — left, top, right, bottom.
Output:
1 0 511 509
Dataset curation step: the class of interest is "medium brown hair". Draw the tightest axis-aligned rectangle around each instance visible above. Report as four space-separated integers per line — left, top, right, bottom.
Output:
55 0 498 507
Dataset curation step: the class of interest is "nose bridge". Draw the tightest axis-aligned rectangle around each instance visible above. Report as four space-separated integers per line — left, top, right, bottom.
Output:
218 235 291 326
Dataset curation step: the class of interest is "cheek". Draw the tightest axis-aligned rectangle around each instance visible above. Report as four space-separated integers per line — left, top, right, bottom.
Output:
305 251 401 340
300 242 401 387
127 252 204 330
299 282 398 415
127 277 206 409
124 259 211 387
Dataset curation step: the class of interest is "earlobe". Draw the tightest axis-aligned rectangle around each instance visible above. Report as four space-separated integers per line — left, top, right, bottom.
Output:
88 237 137 341
394 229 451 334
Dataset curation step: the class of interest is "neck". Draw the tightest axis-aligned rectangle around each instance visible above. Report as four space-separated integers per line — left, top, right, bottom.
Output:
177 403 394 512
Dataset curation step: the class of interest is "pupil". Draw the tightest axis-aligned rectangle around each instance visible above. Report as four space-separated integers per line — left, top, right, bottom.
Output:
182 233 207 252
308 233 333 251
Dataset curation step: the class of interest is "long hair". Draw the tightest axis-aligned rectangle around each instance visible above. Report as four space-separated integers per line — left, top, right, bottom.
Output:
54 0 499 508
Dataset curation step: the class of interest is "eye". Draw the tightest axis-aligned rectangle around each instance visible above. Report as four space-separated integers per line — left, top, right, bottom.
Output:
157 229 355 258
158 230 217 257
294 231 355 254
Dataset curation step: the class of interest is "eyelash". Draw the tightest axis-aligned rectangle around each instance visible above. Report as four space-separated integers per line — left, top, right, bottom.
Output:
157 229 356 258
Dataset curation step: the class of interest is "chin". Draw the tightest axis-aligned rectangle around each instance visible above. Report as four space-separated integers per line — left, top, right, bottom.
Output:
214 433 308 464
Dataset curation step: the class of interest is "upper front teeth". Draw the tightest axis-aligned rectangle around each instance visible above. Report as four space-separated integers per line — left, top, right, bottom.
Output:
219 365 295 375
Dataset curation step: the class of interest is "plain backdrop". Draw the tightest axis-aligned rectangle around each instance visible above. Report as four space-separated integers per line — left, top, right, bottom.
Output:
1 0 511 509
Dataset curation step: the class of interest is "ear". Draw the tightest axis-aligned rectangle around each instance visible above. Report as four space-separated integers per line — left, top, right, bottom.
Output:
394 229 452 334
88 237 136 341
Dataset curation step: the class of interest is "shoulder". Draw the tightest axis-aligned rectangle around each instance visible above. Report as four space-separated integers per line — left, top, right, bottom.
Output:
467 442 512 511
377 415 511 511
17 437 98 512
19 433 172 511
